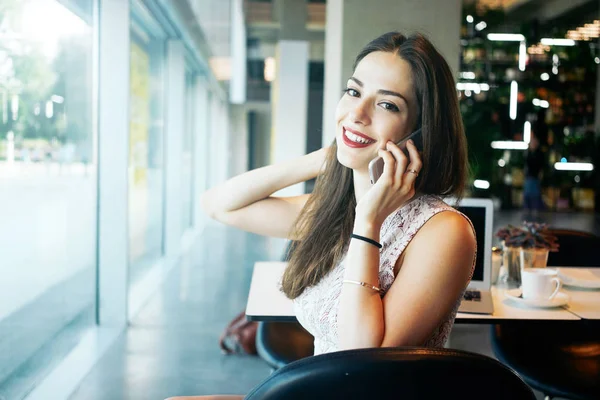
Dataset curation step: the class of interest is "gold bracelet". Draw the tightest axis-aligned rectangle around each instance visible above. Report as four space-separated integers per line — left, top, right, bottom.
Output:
343 279 382 293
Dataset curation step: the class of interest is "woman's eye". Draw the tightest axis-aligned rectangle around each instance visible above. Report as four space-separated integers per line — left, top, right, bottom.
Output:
380 102 399 112
344 88 359 97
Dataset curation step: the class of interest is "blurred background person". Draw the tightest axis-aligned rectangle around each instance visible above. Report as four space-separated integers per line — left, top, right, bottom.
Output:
523 135 545 214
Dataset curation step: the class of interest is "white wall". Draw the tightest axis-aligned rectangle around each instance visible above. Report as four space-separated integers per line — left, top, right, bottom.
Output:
230 0 247 104
164 40 185 258
193 76 210 229
229 104 249 177
271 40 309 196
222 102 231 181
97 0 130 326
322 0 344 147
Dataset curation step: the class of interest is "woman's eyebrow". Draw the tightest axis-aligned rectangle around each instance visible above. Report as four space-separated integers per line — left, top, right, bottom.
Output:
349 76 408 105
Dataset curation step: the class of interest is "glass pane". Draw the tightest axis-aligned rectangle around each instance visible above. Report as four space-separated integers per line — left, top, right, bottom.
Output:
0 0 96 398
182 70 194 230
128 13 165 284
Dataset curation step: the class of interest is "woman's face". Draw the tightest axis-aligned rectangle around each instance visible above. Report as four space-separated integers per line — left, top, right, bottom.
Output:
335 51 419 171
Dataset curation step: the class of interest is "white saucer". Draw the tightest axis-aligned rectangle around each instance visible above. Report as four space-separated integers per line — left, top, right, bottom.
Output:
504 288 570 308
557 268 600 289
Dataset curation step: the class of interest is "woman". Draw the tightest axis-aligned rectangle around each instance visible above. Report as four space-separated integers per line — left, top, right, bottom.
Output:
168 31 476 400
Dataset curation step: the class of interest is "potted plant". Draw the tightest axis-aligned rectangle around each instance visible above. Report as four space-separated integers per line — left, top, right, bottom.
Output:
496 222 559 284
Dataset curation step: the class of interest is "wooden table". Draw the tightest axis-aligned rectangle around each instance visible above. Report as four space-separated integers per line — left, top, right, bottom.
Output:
246 262 600 323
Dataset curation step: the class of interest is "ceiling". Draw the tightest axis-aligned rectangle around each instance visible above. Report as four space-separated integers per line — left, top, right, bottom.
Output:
189 0 232 58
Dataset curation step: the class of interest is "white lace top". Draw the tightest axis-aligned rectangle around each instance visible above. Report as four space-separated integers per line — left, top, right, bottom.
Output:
292 194 475 355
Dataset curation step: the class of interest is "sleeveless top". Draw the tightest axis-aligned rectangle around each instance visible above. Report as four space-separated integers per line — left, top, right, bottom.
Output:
292 194 476 355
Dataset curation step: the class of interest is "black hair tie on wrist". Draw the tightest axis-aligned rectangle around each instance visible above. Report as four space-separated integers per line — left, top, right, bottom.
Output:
351 233 382 249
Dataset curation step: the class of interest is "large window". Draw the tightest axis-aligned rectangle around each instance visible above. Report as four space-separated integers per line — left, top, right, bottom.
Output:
0 0 96 397
182 68 195 231
128 1 166 283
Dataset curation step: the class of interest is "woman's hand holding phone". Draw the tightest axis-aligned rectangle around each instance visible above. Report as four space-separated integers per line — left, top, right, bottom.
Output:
368 128 421 184
356 138 423 228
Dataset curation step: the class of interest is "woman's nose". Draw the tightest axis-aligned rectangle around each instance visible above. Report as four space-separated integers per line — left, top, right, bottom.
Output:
349 100 371 125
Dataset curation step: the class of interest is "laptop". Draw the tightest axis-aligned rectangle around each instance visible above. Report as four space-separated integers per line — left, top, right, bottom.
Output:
453 198 495 314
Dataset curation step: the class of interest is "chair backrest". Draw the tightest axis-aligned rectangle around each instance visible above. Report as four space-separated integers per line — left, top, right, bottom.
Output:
244 347 536 400
547 228 600 267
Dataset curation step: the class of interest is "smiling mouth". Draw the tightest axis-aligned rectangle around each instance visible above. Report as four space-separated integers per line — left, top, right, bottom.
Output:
343 127 376 145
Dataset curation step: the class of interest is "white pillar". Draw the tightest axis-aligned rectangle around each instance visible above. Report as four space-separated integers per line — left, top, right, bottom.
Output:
229 104 249 178
322 0 344 148
194 76 209 229
322 0 461 146
271 40 309 196
221 101 231 181
230 0 247 104
164 40 185 258
208 93 218 188
276 0 308 40
206 95 229 185
97 0 129 326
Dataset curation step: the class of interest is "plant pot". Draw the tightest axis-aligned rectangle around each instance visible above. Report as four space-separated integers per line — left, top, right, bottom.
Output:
503 244 522 285
519 247 549 270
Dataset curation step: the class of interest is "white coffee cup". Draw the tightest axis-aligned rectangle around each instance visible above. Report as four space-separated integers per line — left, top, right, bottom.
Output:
521 268 561 300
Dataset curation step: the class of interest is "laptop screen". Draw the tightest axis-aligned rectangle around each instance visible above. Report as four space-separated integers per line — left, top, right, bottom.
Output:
456 206 486 282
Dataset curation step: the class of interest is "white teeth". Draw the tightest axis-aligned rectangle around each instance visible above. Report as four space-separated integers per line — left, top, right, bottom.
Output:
345 130 374 144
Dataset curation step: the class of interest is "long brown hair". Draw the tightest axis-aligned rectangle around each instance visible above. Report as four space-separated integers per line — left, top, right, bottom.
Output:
282 32 469 299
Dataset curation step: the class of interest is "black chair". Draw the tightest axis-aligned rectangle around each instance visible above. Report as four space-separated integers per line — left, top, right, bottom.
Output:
491 322 600 400
245 347 536 399
255 321 314 370
547 229 600 267
492 228 600 400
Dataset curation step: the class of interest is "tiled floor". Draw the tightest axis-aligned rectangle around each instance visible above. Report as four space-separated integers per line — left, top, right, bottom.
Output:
69 223 286 400
69 210 600 400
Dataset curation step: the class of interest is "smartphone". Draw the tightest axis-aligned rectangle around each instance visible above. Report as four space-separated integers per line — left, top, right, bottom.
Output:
368 128 422 185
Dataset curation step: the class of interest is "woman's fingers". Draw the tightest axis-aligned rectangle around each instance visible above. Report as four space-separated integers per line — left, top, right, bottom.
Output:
405 139 423 170
385 141 409 186
378 139 423 190
378 148 396 183
403 139 423 185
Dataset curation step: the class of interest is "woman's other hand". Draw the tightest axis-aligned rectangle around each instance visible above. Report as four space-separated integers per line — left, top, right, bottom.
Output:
316 146 330 175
